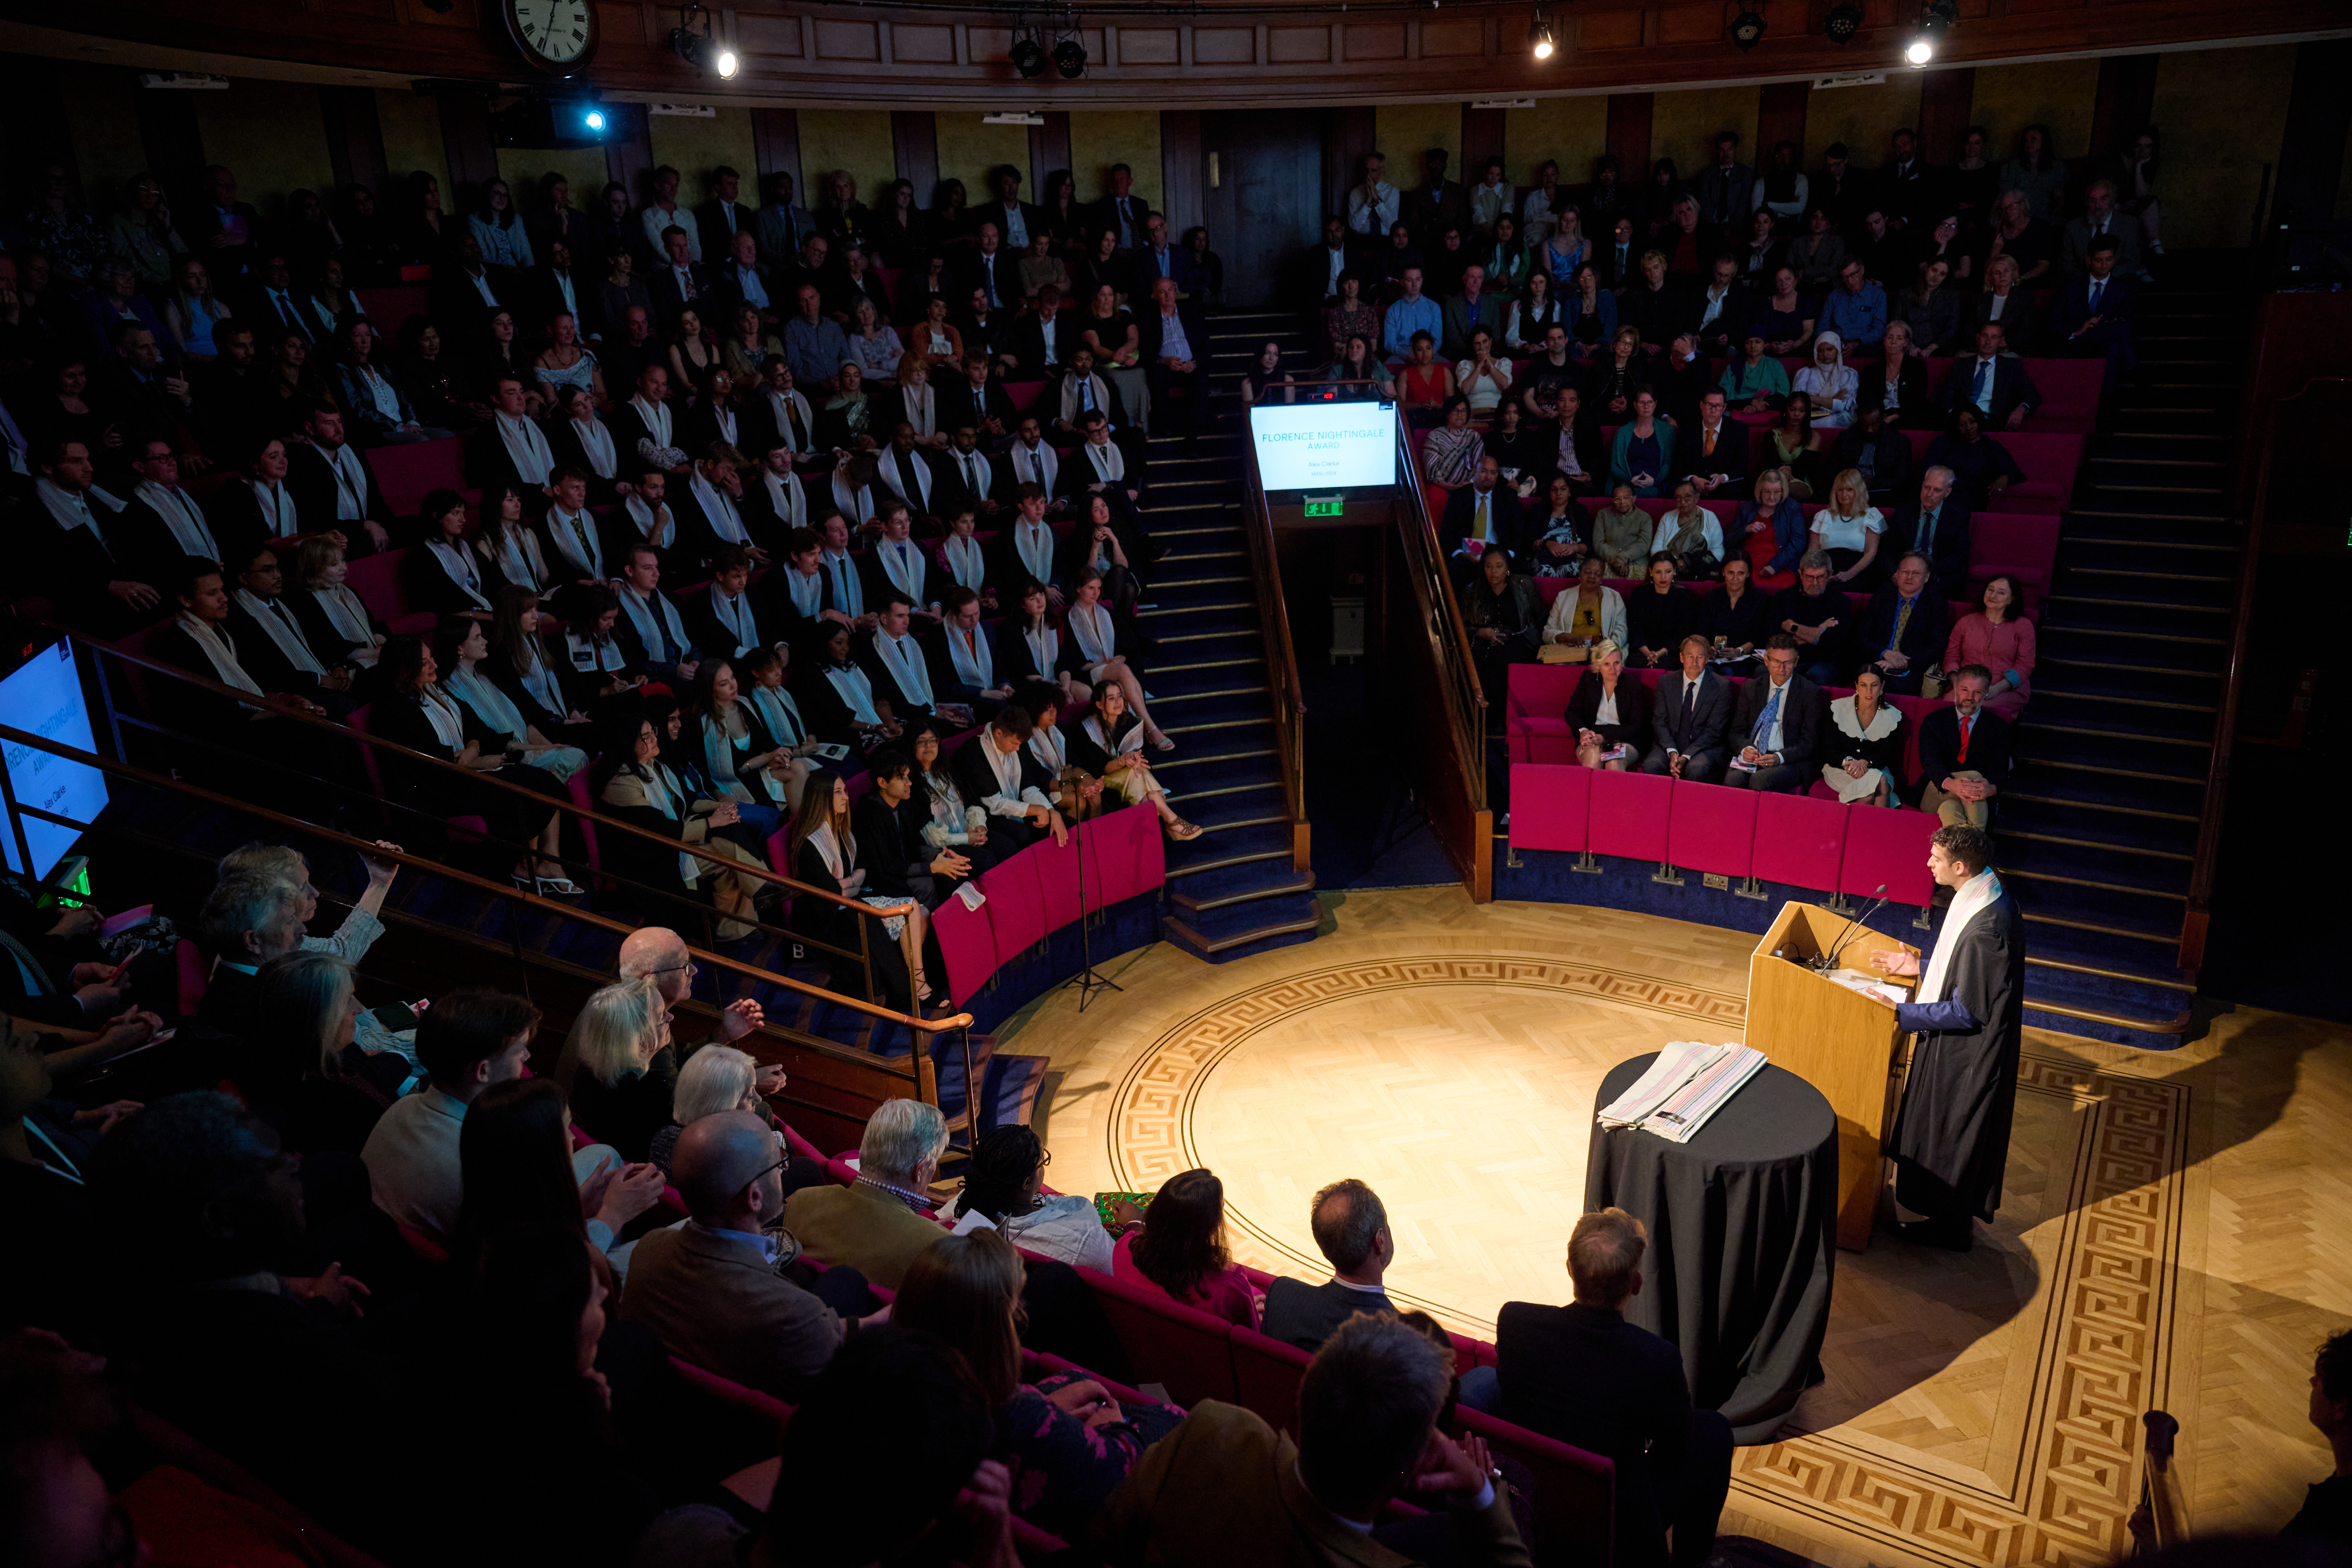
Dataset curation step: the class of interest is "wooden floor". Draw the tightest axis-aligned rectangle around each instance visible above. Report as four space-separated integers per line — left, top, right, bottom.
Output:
999 887 2352 1566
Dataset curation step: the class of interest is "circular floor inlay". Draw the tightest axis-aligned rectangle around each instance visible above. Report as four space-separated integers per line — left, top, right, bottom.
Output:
1105 955 1746 1329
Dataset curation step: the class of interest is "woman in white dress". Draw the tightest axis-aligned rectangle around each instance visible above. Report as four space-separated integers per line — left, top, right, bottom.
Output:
1822 666 1904 807
1809 467 1886 585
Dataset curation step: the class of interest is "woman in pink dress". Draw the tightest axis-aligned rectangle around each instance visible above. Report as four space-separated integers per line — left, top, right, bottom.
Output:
1944 572 2036 720
1110 1167 1261 1328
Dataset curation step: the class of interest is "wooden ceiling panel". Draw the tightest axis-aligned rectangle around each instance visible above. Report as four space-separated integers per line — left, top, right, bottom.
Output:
891 24 955 63
1421 18 1487 56
1269 25 1331 63
1193 26 1256 63
1343 20 1408 59
1577 9 1649 51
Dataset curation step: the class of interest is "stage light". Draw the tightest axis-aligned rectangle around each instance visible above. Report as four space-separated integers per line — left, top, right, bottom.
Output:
583 108 606 132
1729 9 1766 49
714 45 739 77
1823 2 1863 44
1010 36 1047 76
668 3 736 77
1052 37 1087 78
1906 0 1956 65
1528 6 1555 59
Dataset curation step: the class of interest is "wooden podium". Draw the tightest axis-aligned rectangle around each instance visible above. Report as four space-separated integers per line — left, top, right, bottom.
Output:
1745 903 1920 1251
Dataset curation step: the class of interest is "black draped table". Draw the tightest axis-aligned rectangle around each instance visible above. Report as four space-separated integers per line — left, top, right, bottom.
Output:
1583 1052 1838 1444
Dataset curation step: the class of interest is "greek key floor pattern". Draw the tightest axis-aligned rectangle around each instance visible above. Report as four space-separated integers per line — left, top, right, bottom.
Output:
999 889 2350 1564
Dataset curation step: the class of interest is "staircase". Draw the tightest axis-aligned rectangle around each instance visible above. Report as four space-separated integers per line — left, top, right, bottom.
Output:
1144 308 1323 963
1998 270 2244 1045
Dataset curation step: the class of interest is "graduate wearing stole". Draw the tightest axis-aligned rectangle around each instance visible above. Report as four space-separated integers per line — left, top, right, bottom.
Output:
1872 824 2025 1252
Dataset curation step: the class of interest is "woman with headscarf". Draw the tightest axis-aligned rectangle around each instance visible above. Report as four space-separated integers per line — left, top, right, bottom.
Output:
1792 331 1858 431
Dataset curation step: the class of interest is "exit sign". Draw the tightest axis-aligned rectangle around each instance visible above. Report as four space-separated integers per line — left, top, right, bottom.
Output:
1303 493 1343 517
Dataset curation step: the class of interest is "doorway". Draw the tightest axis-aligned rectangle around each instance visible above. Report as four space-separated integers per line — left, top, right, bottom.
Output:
1199 108 1325 308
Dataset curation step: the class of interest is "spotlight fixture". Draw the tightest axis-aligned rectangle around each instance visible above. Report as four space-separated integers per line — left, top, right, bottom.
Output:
1823 2 1864 44
582 107 606 132
1728 9 1766 49
1010 34 1047 76
1906 0 1956 65
1528 5 1555 59
1052 36 1087 78
668 2 737 77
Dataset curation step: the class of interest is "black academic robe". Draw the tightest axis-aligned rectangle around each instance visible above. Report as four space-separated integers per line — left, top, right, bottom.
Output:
1887 887 2025 1224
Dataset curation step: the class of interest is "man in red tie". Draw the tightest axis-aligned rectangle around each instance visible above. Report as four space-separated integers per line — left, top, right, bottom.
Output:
1917 665 2012 827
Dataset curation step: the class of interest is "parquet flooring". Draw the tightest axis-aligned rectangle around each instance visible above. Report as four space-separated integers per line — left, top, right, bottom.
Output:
1000 889 2352 1564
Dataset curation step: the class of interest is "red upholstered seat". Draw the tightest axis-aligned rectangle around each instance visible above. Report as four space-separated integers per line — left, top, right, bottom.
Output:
1751 791 1849 893
1079 1266 1240 1407
1666 780 1758 880
365 436 466 518
931 890 997 1008
1453 1405 1617 1568
1966 513 2061 602
1839 797 1940 906
1586 768 1671 862
1508 763 1589 853
1886 693 1944 784
1506 664 1585 764
1030 821 1087 931
566 769 599 873
1004 379 1046 411
1230 1326 1314 1436
341 547 430 633
975 849 1047 965
353 286 429 329
668 1355 791 1425
1082 799 1167 908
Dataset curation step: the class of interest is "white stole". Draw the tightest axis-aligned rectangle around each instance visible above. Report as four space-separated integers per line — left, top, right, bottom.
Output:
498 414 555 486
690 473 750 545
901 383 936 441
759 469 806 532
625 496 675 549
232 588 326 676
806 820 856 888
943 535 985 592
488 527 552 593
446 664 527 739
322 445 369 521
1027 724 1067 775
619 586 689 661
426 540 493 609
417 686 468 750
782 568 824 619
945 622 994 688
135 482 219 560
1920 869 2002 1007
748 683 806 746
564 627 626 673
1013 523 1056 586
1083 713 1143 758
1022 623 1059 675
873 631 933 706
630 395 673 448
515 641 567 713
1067 601 1116 665
706 586 760 655
310 586 380 666
1008 440 1058 493
571 416 617 479
830 475 875 526
875 538 926 603
1082 441 1125 484
547 508 605 578
764 387 814 452
822 663 881 724
173 613 262 695
36 479 120 543
250 479 299 538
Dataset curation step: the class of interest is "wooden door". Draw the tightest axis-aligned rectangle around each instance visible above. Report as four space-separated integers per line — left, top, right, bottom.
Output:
1200 109 1325 308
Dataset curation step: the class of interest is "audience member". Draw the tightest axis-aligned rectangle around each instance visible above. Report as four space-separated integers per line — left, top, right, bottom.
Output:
1824 665 1904 807
449 1076 657 1265
1916 665 2011 828
783 1095 950 1288
1855 551 1950 696
1944 573 2035 720
1722 635 1824 791
1261 1178 1399 1351
1112 1165 1261 1328
1643 633 1735 781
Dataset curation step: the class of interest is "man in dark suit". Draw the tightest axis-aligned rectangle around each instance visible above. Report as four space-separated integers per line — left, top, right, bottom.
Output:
647 225 713 334
2050 236 2139 391
284 406 394 554
923 587 1013 721
1596 216 1639 290
978 167 1044 257
1943 322 2041 429
610 542 702 687
1885 466 1973 603
1091 165 1151 250
1673 390 1748 500
936 424 1011 523
1691 132 1757 240
824 243 893 326
1878 126 1934 230
873 423 942 522
1771 554 1853 686
527 236 590 334
31 438 158 634
950 705 1067 852
989 487 1069 604
962 223 1021 316
1440 456 1514 561
709 230 779 330
680 545 775 662
1130 213 1186 297
1259 1179 1398 1353
237 253 317 346
857 595 942 720
1853 552 1951 697
858 507 936 620
1401 148 1470 248
466 374 559 490
1619 253 1688 352
121 437 240 580
428 236 509 330
945 354 1021 446
1721 636 1823 793
1916 665 2012 829
1463 1208 1732 1568
1641 635 1735 783
221 542 358 715
1137 278 1209 443
693 166 758 263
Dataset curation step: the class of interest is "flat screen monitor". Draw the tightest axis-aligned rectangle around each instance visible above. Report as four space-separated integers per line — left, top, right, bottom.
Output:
1249 401 1397 492
0 642 105 880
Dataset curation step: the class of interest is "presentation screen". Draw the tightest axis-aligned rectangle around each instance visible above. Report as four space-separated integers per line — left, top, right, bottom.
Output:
1250 402 1397 491
0 642 105 880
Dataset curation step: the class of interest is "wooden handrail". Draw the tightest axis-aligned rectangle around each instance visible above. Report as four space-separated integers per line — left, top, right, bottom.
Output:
0 717 975 1036
2177 374 2348 972
68 626 895 920
1392 413 1490 722
1238 431 1308 829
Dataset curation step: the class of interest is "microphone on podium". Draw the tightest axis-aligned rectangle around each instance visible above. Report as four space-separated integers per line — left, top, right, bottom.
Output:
1815 885 1889 972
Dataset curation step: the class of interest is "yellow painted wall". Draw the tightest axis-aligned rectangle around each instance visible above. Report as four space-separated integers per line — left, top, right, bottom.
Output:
495 147 610 212
1502 96 1609 187
194 80 336 218
376 87 453 203
1068 110 1158 206
1648 84 1759 180
1376 102 1462 177
796 108 897 212
2151 43 2296 248
936 113 1032 209
647 106 759 203
1805 77 1921 169
1965 58 2096 167
57 64 148 205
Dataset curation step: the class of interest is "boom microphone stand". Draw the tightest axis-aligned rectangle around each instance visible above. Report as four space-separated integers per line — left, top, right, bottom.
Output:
1062 811 1122 1013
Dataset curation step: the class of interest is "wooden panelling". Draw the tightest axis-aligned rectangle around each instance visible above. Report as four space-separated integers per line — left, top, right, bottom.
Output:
1268 25 1330 64
1119 28 1179 64
319 83 390 197
733 11 802 57
1161 108 1203 237
813 17 878 61
749 105 801 199
433 85 499 200
131 73 207 196
1325 103 1380 221
1606 91 1656 177
1193 27 1256 64
1463 105 1508 176
1344 22 1408 60
1756 79 1810 164
1658 2 1726 45
1579 8 1648 51
1917 65 1976 163
2090 51 2160 158
1421 19 1486 57
891 24 955 64
891 109 939 211
1029 111 1072 196
601 100 655 202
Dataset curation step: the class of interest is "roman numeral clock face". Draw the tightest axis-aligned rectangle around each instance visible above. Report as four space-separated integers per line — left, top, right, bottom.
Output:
506 0 596 70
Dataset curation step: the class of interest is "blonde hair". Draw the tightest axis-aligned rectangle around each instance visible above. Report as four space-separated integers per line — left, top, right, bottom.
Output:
1567 1207 1647 1305
672 1043 757 1126
894 1229 1026 1405
1828 468 1869 519
296 534 346 591
1590 637 1624 666
219 842 307 883
254 950 357 1080
557 975 666 1089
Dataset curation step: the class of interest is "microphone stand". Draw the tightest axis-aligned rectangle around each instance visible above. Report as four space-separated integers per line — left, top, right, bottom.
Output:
1819 890 1894 972
1062 810 1122 1013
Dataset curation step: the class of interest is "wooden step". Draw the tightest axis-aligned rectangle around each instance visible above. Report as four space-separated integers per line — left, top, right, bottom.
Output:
1163 906 1323 954
1170 867 1316 913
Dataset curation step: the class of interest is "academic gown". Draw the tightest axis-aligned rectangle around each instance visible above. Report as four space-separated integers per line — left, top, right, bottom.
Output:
1887 884 2025 1225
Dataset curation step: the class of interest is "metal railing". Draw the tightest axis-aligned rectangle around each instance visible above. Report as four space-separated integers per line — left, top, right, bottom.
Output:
1238 423 1310 855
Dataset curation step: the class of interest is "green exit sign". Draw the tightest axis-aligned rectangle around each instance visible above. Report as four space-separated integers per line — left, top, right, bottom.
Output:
1303 493 1344 517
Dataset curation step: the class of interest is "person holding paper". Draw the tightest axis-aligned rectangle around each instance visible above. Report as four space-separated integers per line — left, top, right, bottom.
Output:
1565 640 1652 773
1870 824 2024 1252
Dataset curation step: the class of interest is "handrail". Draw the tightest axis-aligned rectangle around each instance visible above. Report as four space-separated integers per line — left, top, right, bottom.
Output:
2177 373 2347 972
0 717 977 1037
1392 410 1490 769
1237 419 1309 834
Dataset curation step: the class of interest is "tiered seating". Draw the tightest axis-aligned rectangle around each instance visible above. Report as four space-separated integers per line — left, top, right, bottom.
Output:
930 806 1169 1008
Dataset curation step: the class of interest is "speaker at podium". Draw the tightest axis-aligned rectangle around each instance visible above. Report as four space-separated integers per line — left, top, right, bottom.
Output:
1745 901 1921 1250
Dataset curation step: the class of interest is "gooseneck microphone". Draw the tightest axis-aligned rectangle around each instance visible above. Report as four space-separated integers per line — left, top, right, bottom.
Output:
1814 885 1889 971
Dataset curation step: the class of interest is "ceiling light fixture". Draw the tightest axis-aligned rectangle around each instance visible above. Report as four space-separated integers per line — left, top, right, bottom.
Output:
1528 5 1555 59
668 2 737 78
1823 2 1864 44
1010 33 1047 76
1906 0 1956 65
1052 36 1088 77
1729 9 1766 49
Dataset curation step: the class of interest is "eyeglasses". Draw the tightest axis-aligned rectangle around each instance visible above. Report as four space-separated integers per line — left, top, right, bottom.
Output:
644 960 698 978
738 1155 787 1199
